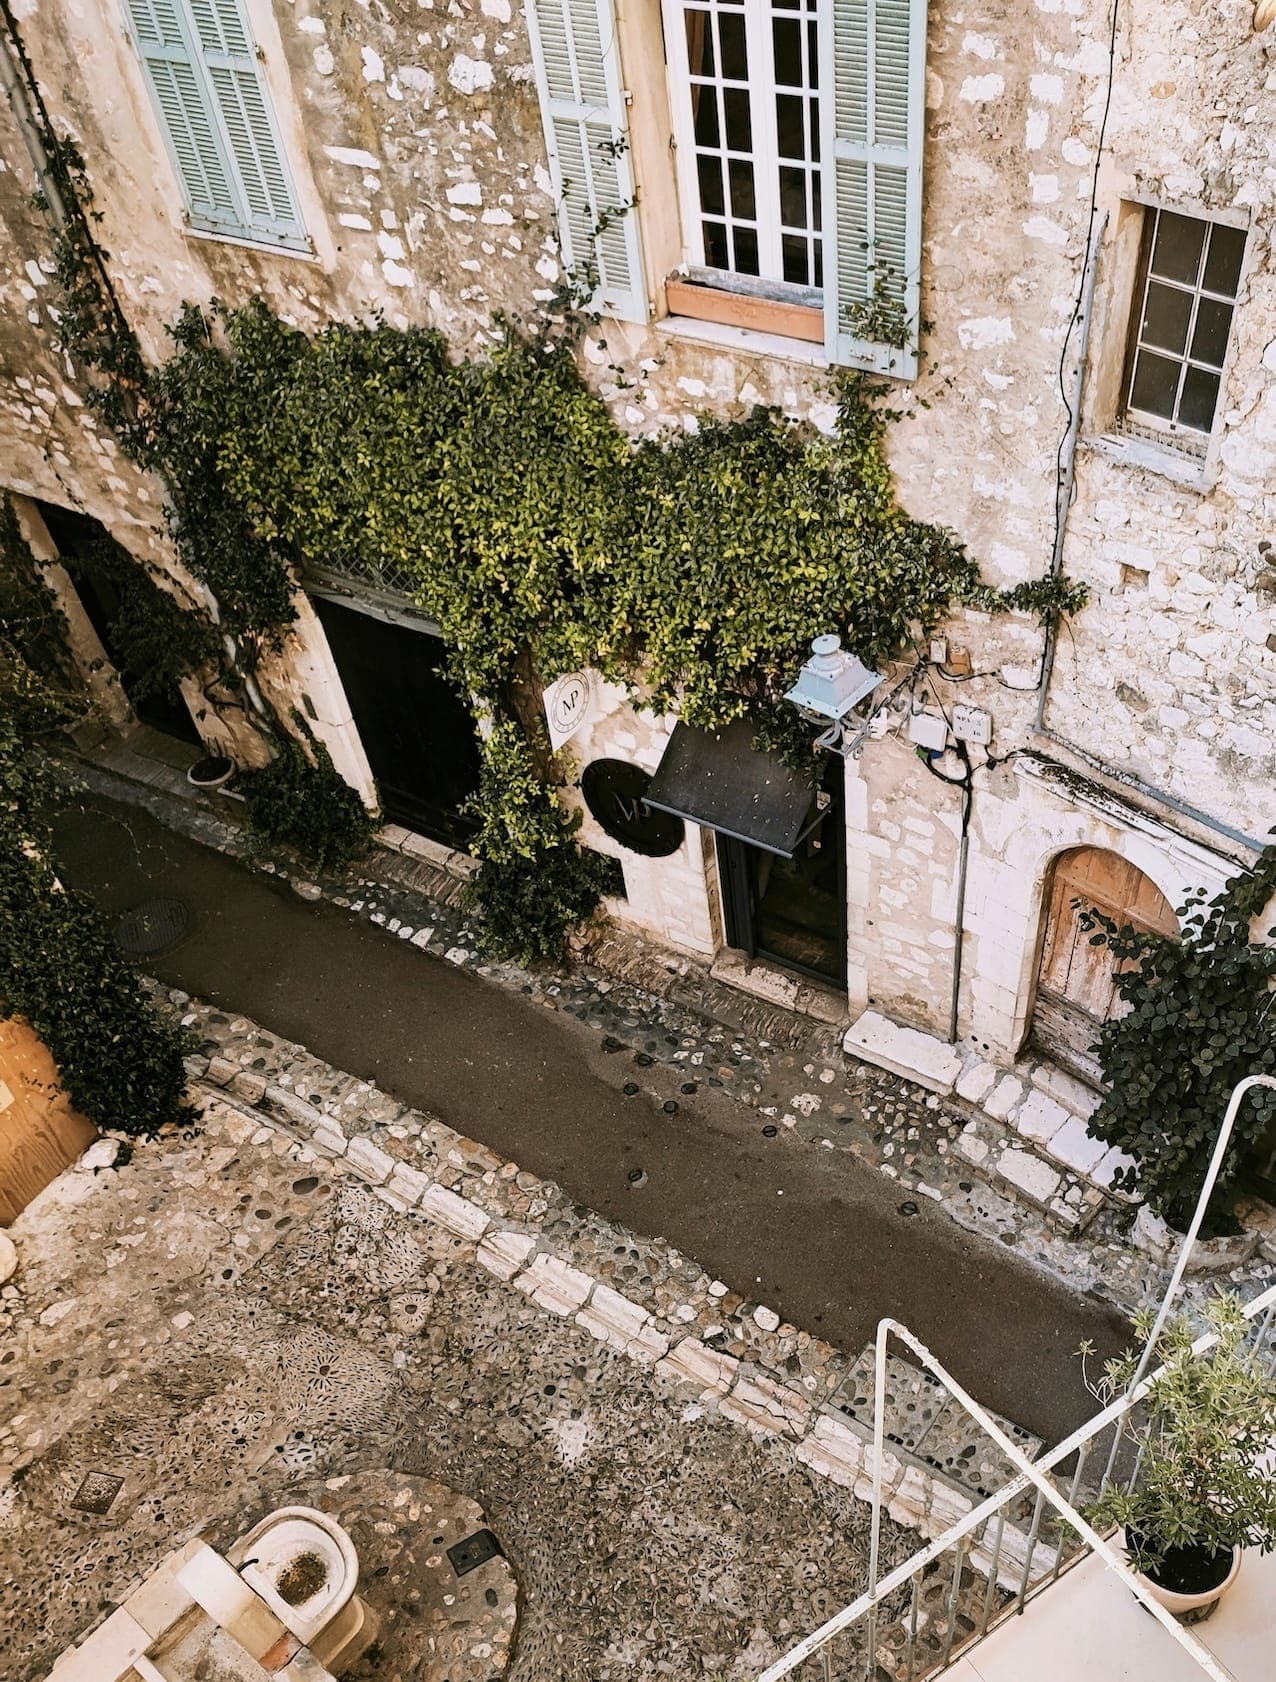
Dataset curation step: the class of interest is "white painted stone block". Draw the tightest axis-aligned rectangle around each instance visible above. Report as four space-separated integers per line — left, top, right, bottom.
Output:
476 1229 537 1281
419 1183 490 1241
1016 1091 1070 1146
1029 1062 1100 1118
997 1148 1062 1204
517 1252 593 1315
1047 1114 1107 1176
346 1136 395 1184
985 1074 1024 1120
385 1162 434 1204
656 1337 740 1396
1092 1146 1138 1192
719 1373 811 1439
955 1060 998 1104
844 1011 962 1094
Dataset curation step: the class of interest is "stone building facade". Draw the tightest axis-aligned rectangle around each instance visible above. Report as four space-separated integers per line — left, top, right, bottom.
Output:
1 0 1273 1092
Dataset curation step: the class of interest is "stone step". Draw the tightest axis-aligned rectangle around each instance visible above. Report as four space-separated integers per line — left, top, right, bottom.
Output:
832 1346 1043 1506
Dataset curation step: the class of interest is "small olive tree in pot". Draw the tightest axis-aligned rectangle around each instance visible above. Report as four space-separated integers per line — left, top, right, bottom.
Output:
1082 1296 1276 1618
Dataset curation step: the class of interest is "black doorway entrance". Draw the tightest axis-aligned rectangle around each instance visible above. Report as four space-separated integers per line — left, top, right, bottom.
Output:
35 500 201 746
312 593 482 850
718 763 846 987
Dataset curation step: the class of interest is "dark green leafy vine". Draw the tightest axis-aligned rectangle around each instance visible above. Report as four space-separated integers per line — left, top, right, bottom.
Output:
1079 845 1276 1231
0 503 190 1138
23 79 1090 959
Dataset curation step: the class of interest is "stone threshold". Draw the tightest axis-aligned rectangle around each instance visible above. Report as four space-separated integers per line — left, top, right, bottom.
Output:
171 991 1047 1590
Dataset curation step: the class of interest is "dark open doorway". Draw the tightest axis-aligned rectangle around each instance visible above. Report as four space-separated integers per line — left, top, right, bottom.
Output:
311 592 482 850
34 500 201 746
718 759 846 987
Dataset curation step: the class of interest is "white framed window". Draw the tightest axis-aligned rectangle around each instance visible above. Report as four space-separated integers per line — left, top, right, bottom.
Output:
1118 206 1245 455
523 0 929 375
663 0 824 295
122 0 308 252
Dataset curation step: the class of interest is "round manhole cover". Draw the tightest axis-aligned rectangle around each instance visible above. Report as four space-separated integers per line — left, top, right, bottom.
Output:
114 898 191 957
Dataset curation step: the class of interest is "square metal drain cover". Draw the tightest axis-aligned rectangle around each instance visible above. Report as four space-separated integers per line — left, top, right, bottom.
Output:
70 1471 124 1515
447 1528 502 1577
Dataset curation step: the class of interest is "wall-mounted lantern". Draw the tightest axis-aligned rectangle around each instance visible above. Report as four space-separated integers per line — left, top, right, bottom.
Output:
784 633 883 760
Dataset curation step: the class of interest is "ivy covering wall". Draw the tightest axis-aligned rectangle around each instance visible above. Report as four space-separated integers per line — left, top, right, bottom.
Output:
0 500 190 1137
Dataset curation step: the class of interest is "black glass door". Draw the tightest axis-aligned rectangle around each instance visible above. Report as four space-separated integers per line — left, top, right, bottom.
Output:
719 764 846 986
313 593 482 849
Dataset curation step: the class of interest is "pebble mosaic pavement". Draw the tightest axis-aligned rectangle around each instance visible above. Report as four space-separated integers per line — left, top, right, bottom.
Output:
1 1089 998 1682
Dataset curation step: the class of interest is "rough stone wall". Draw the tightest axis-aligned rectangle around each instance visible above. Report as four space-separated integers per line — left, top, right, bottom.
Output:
0 0 1272 1022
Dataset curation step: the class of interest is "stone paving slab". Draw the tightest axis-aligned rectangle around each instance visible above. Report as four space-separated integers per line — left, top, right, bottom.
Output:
169 992 1038 1551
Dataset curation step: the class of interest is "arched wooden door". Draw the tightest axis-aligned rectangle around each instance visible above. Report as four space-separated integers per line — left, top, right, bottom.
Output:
1031 846 1179 1083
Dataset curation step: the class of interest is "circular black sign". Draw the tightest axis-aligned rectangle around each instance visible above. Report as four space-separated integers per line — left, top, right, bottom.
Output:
580 759 685 858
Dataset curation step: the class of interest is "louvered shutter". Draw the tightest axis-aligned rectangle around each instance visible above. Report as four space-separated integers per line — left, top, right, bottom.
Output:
524 0 648 324
124 0 239 226
123 0 306 248
821 0 927 377
185 0 305 239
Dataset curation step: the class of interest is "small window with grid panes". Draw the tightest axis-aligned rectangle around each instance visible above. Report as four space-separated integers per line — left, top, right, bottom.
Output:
1120 208 1245 454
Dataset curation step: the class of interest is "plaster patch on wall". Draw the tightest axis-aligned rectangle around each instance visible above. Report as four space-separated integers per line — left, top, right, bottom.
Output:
324 146 382 170
448 55 494 94
958 317 1014 349
959 73 1005 101
1023 215 1067 245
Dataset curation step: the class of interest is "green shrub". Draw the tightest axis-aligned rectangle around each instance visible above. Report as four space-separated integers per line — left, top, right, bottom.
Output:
239 733 375 872
0 714 190 1137
1080 843 1276 1230
464 718 612 962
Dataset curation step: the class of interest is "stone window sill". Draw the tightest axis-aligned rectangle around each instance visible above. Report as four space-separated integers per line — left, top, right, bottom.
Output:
1084 429 1214 492
654 313 829 369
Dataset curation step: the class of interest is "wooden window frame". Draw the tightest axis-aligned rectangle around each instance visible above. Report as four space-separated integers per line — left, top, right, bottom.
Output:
1117 204 1244 455
661 0 826 334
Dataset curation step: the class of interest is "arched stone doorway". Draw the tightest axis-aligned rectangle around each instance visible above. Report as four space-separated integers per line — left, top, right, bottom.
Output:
1031 845 1179 1084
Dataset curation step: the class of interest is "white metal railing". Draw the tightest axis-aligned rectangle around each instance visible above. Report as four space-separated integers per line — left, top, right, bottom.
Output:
759 1075 1276 1682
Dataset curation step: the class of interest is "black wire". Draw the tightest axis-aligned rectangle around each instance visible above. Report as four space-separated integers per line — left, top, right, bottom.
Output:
1037 0 1122 686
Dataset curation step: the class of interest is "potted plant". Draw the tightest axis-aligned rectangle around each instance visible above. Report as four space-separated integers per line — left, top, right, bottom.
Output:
1082 1295 1276 1619
187 752 236 790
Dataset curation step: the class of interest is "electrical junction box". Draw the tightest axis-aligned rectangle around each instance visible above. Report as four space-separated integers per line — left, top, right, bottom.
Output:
908 711 949 752
952 703 993 746
929 636 948 664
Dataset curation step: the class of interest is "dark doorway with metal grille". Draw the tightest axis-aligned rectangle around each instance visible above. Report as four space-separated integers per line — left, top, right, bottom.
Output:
312 591 482 850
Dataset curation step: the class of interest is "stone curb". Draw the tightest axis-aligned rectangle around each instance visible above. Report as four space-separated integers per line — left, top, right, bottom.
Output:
188 1039 1039 1587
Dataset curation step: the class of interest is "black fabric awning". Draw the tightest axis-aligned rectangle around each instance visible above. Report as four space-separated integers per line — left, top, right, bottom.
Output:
643 720 820 858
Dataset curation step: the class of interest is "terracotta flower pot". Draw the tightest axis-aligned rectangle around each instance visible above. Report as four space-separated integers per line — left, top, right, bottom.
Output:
1125 1531 1241 1620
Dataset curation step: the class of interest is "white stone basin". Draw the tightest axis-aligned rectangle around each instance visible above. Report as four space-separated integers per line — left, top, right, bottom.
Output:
231 1507 358 1646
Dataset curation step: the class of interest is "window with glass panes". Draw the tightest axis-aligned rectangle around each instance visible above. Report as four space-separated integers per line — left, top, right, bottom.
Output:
1122 208 1245 443
665 0 823 293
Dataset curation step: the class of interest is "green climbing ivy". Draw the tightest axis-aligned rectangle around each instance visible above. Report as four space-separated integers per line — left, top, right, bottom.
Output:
1079 845 1276 1231
0 502 190 1138
26 90 1090 959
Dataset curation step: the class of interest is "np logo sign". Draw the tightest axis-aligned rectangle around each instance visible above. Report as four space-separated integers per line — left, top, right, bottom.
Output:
545 670 593 749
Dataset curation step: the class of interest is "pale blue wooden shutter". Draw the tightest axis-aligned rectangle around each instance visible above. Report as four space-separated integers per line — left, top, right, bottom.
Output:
524 0 648 324
185 0 305 241
821 0 927 378
123 0 306 248
124 0 240 226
